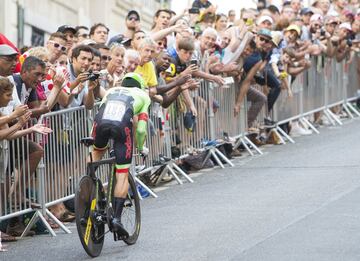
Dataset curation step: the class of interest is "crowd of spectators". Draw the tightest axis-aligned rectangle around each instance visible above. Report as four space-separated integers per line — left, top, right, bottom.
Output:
0 0 359 242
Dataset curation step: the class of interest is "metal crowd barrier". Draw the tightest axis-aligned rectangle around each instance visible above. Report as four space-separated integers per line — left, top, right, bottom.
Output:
1 56 359 238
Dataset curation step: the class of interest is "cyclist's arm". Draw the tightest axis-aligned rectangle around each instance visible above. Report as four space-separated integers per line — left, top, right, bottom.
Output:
135 94 151 151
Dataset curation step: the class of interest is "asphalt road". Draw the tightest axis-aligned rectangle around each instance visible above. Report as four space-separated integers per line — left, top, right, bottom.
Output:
2 119 360 261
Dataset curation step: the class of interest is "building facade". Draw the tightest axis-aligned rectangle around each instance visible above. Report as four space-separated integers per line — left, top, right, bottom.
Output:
0 0 171 48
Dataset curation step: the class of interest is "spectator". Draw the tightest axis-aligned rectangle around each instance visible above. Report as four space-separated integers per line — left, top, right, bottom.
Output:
124 49 141 73
257 15 274 30
131 30 146 50
93 43 111 70
90 23 109 45
134 37 158 98
214 14 228 33
228 10 236 24
75 26 89 44
108 10 141 48
45 32 67 65
57 25 76 51
151 9 172 33
58 45 95 109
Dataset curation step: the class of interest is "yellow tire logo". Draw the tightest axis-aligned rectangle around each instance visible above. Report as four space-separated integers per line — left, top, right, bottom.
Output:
84 198 97 246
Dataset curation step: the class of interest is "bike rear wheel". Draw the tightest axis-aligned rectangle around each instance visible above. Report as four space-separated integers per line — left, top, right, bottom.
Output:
75 175 105 257
122 174 141 245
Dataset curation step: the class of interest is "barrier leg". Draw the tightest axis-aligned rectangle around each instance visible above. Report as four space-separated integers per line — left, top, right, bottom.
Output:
214 147 235 167
276 126 295 143
243 136 263 155
326 109 343 125
45 209 71 234
209 148 225 169
134 177 158 198
238 137 254 156
300 117 320 134
323 109 336 126
167 165 183 185
21 210 56 238
171 162 194 183
272 129 286 144
346 102 360 117
342 103 354 119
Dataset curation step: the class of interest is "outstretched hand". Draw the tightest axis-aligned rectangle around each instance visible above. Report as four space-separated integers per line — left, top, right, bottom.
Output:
31 124 52 135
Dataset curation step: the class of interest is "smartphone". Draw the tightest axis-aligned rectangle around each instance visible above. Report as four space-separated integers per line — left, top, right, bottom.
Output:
190 59 198 66
189 8 200 14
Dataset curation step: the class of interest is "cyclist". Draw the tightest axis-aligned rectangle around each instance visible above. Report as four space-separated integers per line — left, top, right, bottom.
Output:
90 72 150 238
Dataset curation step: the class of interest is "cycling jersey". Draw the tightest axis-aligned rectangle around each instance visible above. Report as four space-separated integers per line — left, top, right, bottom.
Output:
91 87 151 166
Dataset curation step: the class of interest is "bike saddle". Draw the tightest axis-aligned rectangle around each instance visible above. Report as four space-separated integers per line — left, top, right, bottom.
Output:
80 137 95 147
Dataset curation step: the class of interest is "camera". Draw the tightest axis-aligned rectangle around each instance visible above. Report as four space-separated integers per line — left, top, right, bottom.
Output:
87 71 100 81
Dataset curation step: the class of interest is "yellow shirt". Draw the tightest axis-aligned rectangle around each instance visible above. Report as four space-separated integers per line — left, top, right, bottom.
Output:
135 61 158 88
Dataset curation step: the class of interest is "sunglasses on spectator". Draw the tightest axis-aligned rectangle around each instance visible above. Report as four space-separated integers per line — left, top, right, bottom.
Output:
128 16 139 21
49 40 67 52
259 36 271 44
101 55 112 61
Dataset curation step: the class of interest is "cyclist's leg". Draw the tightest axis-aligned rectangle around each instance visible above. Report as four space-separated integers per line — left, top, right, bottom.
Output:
111 121 133 236
90 121 110 162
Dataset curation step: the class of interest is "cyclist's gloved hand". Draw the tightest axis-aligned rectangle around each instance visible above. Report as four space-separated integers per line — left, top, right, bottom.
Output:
140 147 149 157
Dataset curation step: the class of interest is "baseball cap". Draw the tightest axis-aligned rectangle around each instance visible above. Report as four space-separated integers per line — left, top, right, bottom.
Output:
339 22 352 31
284 24 301 36
127 10 140 21
0 44 18 56
300 8 314 16
310 14 323 23
257 28 272 38
121 72 146 90
257 15 274 25
324 16 338 25
57 25 76 34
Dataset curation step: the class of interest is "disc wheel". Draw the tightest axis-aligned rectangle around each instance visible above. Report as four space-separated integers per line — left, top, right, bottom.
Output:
75 175 105 257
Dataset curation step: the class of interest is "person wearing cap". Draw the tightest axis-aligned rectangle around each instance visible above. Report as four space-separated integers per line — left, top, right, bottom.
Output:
89 72 150 239
243 28 281 117
125 10 141 39
89 23 109 45
0 44 18 77
257 15 274 30
107 10 141 48
300 8 314 26
335 22 354 61
57 25 76 51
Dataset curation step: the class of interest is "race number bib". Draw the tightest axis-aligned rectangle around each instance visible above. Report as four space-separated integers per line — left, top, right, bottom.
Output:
102 101 126 121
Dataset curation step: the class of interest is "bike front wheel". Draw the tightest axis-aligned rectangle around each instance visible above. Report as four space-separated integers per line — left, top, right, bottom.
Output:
122 174 141 245
75 175 105 257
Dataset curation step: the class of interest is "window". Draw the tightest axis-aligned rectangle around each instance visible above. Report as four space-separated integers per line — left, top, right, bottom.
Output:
31 27 45 47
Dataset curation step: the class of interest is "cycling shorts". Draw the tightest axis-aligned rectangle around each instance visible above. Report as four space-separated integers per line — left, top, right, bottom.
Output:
91 101 134 165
